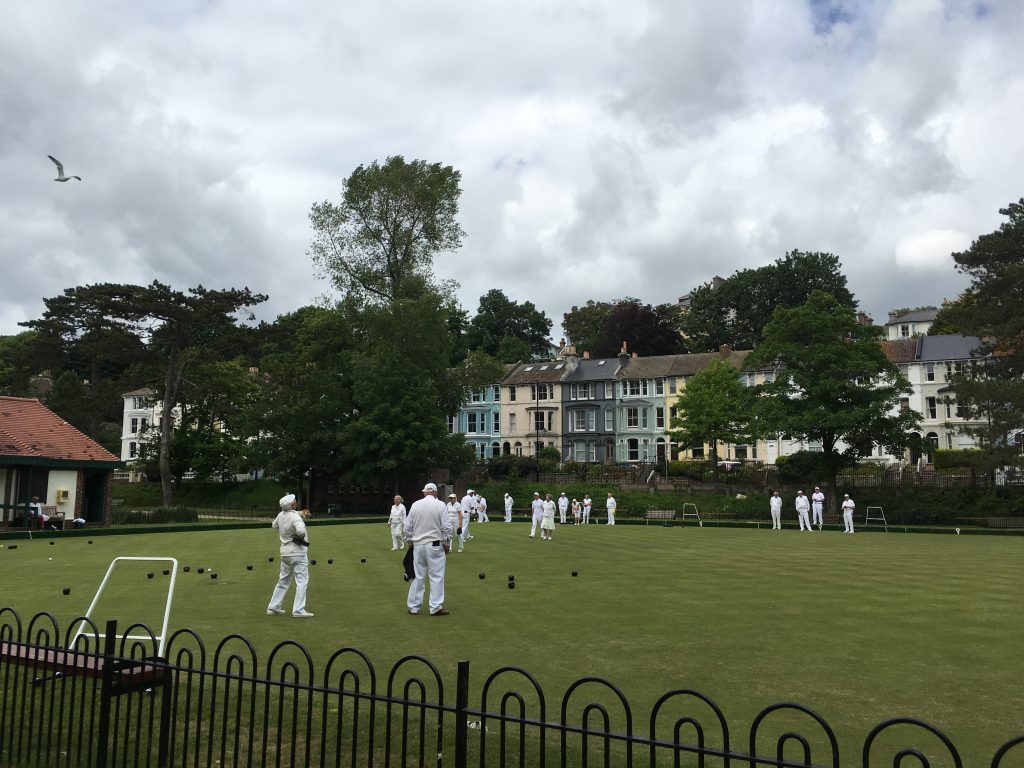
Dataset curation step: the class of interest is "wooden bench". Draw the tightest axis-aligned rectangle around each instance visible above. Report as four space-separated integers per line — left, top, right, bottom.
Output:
644 509 676 525
0 640 169 692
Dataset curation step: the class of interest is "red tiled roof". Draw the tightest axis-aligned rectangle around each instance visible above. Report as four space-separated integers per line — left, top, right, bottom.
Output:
880 338 919 364
0 396 119 462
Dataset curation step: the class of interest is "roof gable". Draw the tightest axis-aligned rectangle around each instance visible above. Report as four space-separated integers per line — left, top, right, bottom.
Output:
0 396 120 463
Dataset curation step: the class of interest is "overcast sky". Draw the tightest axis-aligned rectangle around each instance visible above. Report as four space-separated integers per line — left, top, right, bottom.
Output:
3 0 1021 341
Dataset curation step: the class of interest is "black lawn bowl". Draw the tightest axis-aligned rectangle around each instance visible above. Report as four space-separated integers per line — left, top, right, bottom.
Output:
62 587 71 596
268 557 274 562
8 545 16 550
479 572 485 580
311 560 316 565
246 565 253 571
197 567 205 574
183 566 190 572
572 571 578 577
49 541 55 545
163 569 170 575
508 581 516 590
360 558 366 563
507 575 515 582
210 573 218 579
88 540 93 544
328 559 333 565
147 572 154 579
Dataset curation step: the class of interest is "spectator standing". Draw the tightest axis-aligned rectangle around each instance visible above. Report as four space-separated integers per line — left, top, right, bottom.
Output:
811 487 825 529
769 491 783 529
404 483 452 615
529 492 544 538
503 492 514 523
841 494 856 533
582 494 593 524
795 491 813 532
388 495 407 550
605 493 617 525
266 494 314 618
557 492 569 524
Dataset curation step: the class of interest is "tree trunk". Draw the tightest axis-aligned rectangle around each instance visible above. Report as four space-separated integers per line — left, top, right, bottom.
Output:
159 345 182 508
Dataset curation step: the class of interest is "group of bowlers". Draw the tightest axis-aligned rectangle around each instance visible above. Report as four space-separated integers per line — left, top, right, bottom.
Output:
266 483 861 620
769 487 857 533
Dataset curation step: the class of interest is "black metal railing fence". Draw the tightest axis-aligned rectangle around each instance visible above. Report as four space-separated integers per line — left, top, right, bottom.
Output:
1 609 1022 768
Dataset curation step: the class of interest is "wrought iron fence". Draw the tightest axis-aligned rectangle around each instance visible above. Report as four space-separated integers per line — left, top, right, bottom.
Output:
0 609 1021 768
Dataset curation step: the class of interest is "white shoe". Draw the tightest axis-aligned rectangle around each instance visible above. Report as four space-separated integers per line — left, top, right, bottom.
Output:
292 610 315 618
266 607 285 615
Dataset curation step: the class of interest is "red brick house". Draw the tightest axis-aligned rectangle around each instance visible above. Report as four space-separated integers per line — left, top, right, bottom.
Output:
0 396 121 527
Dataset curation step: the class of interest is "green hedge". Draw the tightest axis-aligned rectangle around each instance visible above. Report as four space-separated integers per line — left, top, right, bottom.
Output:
110 506 200 525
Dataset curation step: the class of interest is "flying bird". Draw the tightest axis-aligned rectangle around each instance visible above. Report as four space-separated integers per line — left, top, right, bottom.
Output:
47 155 81 182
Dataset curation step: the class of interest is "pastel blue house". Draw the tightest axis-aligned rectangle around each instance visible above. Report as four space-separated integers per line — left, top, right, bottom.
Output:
450 385 503 460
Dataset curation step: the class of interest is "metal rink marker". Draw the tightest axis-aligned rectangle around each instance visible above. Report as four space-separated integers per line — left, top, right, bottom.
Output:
681 502 703 526
865 506 888 532
71 556 179 657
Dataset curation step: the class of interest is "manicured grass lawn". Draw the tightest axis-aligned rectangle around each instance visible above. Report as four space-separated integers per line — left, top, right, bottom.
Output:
2 521 1021 765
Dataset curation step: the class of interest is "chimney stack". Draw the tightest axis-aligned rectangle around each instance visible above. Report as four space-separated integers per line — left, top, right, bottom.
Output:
719 344 731 359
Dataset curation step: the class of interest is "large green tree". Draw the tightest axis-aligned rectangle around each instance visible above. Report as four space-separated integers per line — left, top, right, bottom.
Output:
23 282 266 506
308 156 465 305
681 251 856 351
746 291 920 511
563 298 684 358
933 199 1024 471
465 289 552 362
668 357 754 482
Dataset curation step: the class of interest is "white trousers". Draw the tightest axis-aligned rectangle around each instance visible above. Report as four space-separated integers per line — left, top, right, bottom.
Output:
268 554 309 614
478 508 489 522
504 507 512 522
390 523 404 549
812 504 823 527
559 507 568 523
530 511 543 536
770 509 781 529
407 542 447 614
582 507 591 524
843 511 855 532
462 516 472 539
606 510 615 525
798 510 812 530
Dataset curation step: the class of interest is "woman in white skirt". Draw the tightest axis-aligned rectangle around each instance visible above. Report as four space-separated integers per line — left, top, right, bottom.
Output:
541 493 557 539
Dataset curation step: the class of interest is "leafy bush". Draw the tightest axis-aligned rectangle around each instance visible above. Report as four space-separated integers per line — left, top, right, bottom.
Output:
485 454 539 480
774 451 831 484
934 449 991 471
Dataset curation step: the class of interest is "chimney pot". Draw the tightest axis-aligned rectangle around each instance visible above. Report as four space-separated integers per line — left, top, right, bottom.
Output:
719 344 731 358
583 351 590 360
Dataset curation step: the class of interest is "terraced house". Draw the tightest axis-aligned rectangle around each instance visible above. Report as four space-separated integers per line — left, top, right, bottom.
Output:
499 360 567 457
559 347 620 464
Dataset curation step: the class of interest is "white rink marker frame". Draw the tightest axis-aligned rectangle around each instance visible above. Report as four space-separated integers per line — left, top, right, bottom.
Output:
681 502 703 527
71 556 179 657
864 506 888 532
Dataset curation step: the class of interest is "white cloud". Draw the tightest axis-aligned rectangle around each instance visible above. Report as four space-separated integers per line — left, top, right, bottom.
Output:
2 0 1023 339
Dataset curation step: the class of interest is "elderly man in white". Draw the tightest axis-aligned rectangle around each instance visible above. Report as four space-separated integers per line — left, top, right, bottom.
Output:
503 492 514 522
795 490 813 532
811 486 825 530
557 492 569 524
769 491 783 529
267 493 314 618
405 483 454 615
476 494 489 522
841 493 856 533
605 493 617 525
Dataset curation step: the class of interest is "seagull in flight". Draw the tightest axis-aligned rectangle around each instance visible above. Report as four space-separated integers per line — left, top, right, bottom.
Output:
47 155 81 182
